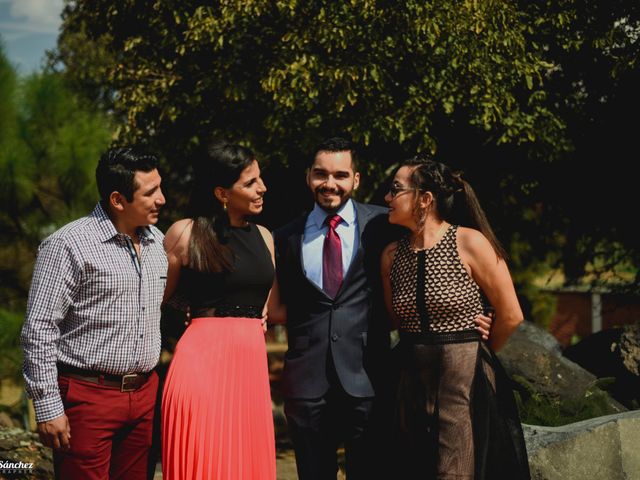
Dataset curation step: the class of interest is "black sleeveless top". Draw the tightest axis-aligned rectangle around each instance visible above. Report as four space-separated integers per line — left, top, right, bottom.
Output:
181 223 274 313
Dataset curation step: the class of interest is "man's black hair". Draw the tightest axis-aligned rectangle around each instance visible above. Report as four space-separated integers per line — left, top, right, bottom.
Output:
96 146 159 202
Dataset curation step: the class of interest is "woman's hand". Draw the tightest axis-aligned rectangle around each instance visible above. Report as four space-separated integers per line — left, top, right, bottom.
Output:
474 311 494 341
260 310 268 333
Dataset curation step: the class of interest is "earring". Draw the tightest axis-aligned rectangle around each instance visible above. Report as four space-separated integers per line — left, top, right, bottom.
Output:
223 201 228 212
414 204 429 230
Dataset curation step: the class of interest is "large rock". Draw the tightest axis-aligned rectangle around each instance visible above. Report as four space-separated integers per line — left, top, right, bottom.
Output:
564 325 640 408
498 322 626 412
524 410 640 480
0 427 53 479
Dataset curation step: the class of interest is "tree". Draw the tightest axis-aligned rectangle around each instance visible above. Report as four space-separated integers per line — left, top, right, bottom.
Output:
0 41 113 379
52 0 639 297
52 1 564 191
511 0 640 289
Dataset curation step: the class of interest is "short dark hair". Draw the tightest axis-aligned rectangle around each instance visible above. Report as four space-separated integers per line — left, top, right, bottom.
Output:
311 137 359 171
96 147 159 202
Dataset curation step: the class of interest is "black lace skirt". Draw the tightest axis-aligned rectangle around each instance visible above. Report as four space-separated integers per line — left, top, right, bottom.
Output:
393 331 530 480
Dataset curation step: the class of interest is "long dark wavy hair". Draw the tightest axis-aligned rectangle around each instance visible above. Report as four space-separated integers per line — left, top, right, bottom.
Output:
188 141 256 273
402 155 507 260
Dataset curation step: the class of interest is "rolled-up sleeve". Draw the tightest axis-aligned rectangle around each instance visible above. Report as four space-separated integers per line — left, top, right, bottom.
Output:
21 236 81 423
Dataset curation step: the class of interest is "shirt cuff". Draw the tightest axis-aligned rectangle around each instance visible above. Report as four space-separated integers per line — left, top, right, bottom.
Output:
32 395 65 424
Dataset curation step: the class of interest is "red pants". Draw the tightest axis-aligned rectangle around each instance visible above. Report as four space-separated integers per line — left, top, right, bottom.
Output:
54 371 158 480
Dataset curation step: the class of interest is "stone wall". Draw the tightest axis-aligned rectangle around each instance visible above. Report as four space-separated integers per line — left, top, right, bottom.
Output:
524 410 640 480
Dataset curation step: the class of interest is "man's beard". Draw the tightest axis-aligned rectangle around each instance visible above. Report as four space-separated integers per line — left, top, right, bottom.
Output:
315 187 348 213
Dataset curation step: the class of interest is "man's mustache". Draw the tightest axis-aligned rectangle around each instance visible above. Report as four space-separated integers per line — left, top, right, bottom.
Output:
316 187 343 195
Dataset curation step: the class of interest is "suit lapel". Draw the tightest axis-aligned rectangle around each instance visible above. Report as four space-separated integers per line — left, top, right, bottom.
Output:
354 201 370 245
335 202 369 299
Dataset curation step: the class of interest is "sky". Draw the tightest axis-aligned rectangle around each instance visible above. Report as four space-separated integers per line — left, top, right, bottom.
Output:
0 0 64 73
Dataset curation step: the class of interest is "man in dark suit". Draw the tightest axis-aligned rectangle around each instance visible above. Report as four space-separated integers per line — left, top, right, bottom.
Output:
273 137 399 479
272 137 494 479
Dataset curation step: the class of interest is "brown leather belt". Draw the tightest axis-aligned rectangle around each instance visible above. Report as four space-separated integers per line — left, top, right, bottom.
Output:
57 363 152 392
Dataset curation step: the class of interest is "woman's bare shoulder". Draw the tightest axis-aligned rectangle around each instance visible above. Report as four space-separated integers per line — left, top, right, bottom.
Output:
456 226 491 250
255 223 272 238
456 226 499 264
164 218 193 254
255 223 275 253
382 240 399 256
381 240 399 266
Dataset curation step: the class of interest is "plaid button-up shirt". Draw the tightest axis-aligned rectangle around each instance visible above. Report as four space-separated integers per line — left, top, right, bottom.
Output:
21 203 168 423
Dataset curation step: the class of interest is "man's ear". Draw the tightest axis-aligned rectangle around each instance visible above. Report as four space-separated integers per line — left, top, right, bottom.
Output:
213 186 227 204
109 192 125 212
353 172 360 190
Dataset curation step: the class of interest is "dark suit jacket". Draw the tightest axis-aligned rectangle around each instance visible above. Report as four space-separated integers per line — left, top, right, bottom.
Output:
274 201 401 399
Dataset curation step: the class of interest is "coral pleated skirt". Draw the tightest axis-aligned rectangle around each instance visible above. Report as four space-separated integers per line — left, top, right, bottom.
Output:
161 317 276 480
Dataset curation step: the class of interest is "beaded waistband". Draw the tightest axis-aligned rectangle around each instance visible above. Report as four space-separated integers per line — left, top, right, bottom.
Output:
191 305 263 319
399 329 481 345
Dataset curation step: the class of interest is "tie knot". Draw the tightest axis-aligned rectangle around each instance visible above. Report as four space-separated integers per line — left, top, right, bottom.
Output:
325 214 342 230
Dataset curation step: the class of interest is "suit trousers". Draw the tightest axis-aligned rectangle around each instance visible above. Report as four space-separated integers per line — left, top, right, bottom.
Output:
53 371 158 480
285 383 374 480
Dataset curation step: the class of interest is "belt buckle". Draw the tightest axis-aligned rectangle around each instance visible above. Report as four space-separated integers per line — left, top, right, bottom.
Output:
121 373 139 392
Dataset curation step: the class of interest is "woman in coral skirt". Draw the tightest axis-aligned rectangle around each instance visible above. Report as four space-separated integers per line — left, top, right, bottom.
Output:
161 142 277 479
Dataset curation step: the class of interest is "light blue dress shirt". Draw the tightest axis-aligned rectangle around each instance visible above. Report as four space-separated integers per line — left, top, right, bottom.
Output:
302 199 359 290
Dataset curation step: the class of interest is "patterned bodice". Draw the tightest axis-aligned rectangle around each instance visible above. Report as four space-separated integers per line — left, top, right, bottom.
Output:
390 225 486 333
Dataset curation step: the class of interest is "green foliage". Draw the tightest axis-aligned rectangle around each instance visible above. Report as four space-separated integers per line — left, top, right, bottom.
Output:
52 0 640 299
0 309 24 382
0 40 17 145
53 0 567 168
509 232 559 329
513 374 621 426
0 41 113 317
515 0 640 290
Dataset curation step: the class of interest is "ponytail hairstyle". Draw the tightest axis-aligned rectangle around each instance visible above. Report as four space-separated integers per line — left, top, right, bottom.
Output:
188 141 256 272
402 155 507 260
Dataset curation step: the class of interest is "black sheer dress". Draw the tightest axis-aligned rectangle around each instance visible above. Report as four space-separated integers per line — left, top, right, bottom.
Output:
391 225 530 480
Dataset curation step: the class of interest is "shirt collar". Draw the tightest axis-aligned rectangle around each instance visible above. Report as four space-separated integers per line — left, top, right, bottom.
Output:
91 202 156 244
309 198 356 230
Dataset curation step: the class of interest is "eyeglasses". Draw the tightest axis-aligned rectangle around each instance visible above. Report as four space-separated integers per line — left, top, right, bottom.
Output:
388 184 418 198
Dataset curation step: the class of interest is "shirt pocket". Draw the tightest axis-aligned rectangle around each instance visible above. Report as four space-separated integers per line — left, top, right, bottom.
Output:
81 263 139 309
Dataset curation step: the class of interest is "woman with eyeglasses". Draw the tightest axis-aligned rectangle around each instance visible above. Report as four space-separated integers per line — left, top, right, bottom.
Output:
380 156 530 479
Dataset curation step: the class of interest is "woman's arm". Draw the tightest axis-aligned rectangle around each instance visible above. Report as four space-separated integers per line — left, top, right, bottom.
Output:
257 225 287 328
458 227 523 351
380 241 400 330
162 219 192 303
266 277 287 326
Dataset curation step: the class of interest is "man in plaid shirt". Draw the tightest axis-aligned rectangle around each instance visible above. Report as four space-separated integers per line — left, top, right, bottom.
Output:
21 147 168 479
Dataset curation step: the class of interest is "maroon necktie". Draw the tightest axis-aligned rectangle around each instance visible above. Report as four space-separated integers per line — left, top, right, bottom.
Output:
322 214 343 298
